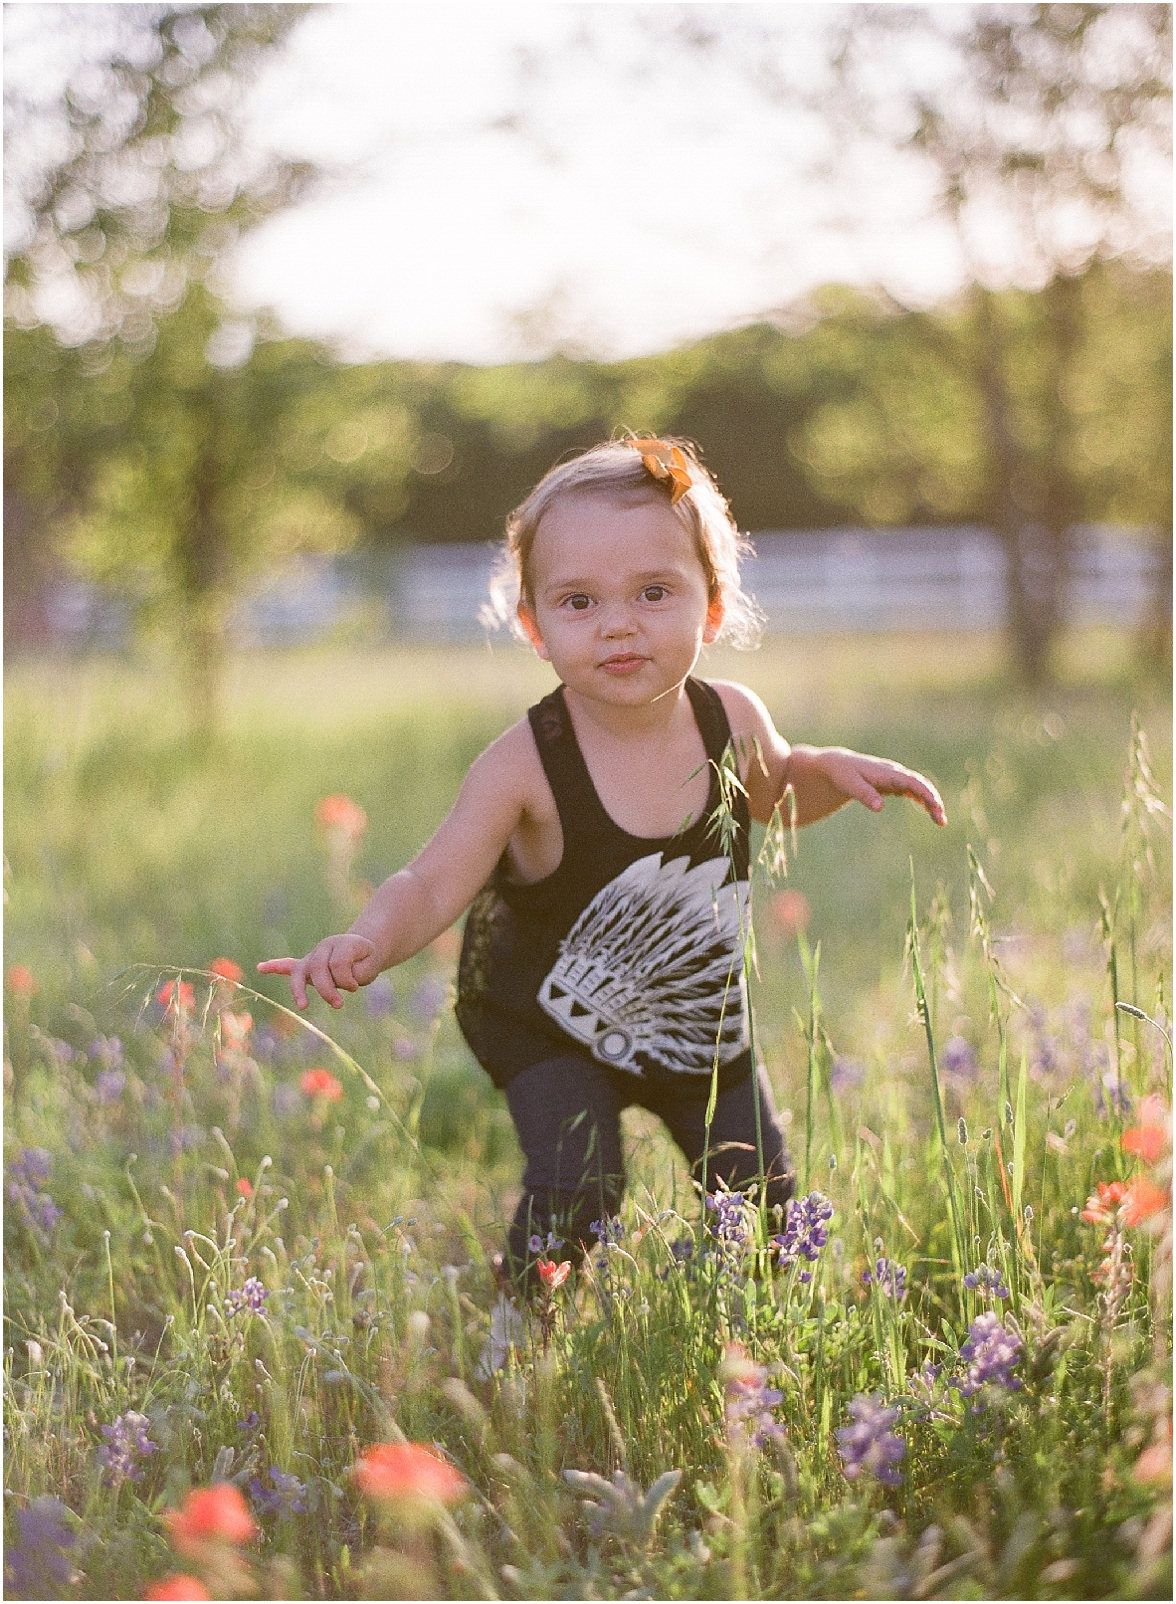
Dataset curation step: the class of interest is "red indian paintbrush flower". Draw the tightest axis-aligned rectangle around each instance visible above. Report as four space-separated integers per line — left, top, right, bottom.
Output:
300 1067 344 1102
144 1575 212 1600
1080 1181 1129 1225
1122 1096 1171 1166
5 964 37 996
157 980 195 1013
315 794 368 836
353 1442 468 1505
208 957 243 983
1122 1178 1170 1227
537 1259 571 1290
164 1483 258 1554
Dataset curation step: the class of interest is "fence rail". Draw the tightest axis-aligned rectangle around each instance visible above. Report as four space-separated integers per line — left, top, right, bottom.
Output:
33 524 1169 649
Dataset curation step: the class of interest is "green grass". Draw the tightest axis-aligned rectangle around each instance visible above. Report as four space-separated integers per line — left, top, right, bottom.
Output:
3 629 1171 1600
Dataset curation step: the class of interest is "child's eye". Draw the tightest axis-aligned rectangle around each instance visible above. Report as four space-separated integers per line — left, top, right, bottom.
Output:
562 593 593 611
641 585 669 603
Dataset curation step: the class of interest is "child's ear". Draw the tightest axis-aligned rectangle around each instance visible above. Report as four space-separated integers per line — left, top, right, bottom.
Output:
517 601 550 660
703 595 724 644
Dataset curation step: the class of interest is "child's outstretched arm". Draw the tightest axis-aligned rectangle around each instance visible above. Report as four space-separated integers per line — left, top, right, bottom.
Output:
714 682 947 829
258 723 540 1009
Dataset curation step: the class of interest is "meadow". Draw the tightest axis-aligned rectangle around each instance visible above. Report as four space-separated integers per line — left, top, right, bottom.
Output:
4 629 1172 1601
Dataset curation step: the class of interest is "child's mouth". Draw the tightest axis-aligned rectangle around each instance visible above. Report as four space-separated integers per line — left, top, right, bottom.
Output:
600 654 647 674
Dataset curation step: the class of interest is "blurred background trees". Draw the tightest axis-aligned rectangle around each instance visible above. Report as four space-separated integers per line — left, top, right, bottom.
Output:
4 2 351 731
809 2 1173 681
5 3 1171 712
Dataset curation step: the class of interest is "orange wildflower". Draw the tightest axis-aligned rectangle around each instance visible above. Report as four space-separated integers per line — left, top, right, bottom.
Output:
769 890 811 936
157 980 195 1013
236 1178 254 1199
353 1442 468 1505
208 957 243 984
300 1067 344 1102
315 794 368 836
5 964 37 997
144 1575 212 1601
1122 1178 1170 1227
1080 1181 1128 1225
164 1483 257 1554
1123 1097 1170 1166
537 1258 572 1291
219 1011 253 1050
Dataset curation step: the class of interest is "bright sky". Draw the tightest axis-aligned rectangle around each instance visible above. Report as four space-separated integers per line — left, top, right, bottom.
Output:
230 3 960 362
22 2 1163 365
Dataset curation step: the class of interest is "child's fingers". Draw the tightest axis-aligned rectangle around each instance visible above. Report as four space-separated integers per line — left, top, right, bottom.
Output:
875 768 947 826
256 959 295 975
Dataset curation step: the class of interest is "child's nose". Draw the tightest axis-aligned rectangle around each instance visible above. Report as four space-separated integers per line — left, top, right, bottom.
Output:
598 599 636 636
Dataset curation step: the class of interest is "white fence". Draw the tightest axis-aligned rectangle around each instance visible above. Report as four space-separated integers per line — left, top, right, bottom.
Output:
384 525 1165 644
39 525 1167 648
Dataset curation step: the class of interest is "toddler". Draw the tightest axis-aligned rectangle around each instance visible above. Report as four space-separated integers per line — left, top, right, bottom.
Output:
260 439 945 1281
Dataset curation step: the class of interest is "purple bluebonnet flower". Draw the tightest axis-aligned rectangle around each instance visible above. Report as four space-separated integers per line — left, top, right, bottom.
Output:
249 1465 307 1518
528 1230 566 1255
705 1190 753 1258
364 975 397 1019
227 1277 269 1316
963 1263 1009 1300
88 1035 125 1070
95 1069 126 1103
8 1147 51 1186
7 1148 62 1235
722 1345 785 1449
862 1257 908 1299
954 1312 1022 1406
252 1024 282 1063
835 1395 905 1486
409 976 447 1023
4 1496 77 1597
940 1035 979 1084
589 1217 625 1248
830 1056 864 1094
773 1191 833 1281
238 1411 261 1432
273 1082 301 1117
1096 1068 1133 1120
98 1411 157 1485
393 1036 421 1061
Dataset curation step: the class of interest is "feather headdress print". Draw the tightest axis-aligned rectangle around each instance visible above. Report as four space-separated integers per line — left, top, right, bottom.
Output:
537 853 750 1075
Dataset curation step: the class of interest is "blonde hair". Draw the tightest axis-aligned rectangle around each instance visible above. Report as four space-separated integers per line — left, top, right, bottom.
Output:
485 438 762 648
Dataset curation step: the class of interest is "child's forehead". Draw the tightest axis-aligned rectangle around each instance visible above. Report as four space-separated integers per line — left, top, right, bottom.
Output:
533 488 694 560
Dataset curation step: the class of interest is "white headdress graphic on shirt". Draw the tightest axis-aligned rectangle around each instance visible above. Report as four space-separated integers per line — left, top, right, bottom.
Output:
537 853 750 1076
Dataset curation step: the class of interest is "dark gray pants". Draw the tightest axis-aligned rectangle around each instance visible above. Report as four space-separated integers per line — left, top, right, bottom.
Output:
503 1054 793 1280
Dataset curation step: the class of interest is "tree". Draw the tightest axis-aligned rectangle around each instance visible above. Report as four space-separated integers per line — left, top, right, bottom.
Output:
4 3 340 731
817 2 1172 681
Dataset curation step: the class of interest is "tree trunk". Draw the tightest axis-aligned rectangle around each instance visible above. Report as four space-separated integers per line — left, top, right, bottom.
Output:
183 398 227 742
971 288 1053 685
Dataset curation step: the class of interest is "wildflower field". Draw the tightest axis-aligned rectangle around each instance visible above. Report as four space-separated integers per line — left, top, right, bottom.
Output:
4 631 1172 1601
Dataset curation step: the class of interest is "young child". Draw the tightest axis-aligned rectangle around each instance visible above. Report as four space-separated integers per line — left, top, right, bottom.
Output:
259 438 945 1281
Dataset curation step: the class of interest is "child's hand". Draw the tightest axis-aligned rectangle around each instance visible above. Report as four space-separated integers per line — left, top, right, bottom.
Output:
257 934 381 1011
790 746 947 827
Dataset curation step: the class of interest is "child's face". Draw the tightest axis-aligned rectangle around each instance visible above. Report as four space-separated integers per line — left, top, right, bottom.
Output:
517 492 723 707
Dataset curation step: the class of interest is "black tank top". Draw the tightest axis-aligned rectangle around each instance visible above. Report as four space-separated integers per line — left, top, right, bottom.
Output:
455 677 753 1090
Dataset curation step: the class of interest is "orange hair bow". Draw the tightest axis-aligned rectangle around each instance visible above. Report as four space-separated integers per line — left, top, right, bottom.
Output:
630 438 692 504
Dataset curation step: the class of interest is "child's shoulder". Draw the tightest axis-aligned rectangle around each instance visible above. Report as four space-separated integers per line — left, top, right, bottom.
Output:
464 714 558 822
705 680 790 812
706 678 778 740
